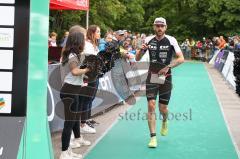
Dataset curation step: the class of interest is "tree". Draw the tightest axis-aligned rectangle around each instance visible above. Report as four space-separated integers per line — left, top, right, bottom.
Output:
115 0 145 32
86 0 126 33
49 10 85 39
49 0 240 41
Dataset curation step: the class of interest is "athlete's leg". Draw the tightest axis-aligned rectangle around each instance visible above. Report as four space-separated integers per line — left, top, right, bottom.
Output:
148 99 157 135
158 76 172 136
146 82 158 136
146 81 159 148
159 103 168 122
147 99 158 148
159 103 168 136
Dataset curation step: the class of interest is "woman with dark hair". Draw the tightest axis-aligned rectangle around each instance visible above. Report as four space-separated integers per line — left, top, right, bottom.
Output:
59 31 89 159
60 25 87 62
80 25 101 134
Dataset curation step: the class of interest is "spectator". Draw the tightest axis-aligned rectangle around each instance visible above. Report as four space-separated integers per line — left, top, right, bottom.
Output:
123 39 136 63
209 37 220 59
115 30 125 47
60 25 87 62
205 38 213 61
106 28 114 35
80 25 101 134
196 40 203 60
141 34 147 46
124 37 133 51
69 25 87 37
188 38 196 59
225 36 234 51
219 36 227 49
181 39 189 59
127 30 132 39
124 30 128 39
61 25 94 154
213 37 221 48
132 35 137 49
185 39 191 59
111 30 134 101
136 33 142 50
59 31 90 159
112 31 117 41
99 33 113 52
49 32 58 47
60 31 69 47
234 35 240 50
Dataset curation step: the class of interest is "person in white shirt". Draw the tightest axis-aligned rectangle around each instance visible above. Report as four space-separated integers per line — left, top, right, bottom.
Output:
80 25 101 134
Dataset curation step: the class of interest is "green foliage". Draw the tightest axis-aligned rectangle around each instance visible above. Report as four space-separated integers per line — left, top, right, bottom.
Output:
87 0 126 33
115 0 145 32
49 10 85 39
49 0 240 41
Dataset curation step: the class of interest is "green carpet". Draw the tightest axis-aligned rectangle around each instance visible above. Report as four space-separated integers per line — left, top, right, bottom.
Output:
85 63 239 159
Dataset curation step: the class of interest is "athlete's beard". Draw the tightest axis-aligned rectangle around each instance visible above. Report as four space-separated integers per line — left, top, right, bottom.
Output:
155 30 165 39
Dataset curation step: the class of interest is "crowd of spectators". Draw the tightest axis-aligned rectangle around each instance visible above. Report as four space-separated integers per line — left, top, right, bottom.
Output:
48 29 150 64
49 29 240 65
180 35 240 61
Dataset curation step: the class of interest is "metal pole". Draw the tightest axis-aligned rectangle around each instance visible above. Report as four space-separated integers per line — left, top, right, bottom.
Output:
86 10 89 29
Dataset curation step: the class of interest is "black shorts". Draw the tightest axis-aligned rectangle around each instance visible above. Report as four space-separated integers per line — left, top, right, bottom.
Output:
146 73 172 105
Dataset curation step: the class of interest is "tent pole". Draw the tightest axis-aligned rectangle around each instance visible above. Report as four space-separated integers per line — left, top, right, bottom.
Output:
86 10 89 29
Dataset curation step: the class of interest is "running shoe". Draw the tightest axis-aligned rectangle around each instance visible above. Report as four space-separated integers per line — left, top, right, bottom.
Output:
160 121 168 136
148 136 157 148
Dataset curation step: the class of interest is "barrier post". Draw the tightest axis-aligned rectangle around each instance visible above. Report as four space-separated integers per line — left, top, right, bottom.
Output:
17 0 54 158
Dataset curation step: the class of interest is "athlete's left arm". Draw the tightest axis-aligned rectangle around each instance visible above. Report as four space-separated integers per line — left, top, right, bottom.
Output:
168 51 184 68
159 51 184 75
158 37 184 75
168 37 184 68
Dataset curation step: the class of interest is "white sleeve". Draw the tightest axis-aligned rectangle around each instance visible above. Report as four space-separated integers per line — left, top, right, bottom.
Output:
168 36 182 53
144 35 155 44
172 38 182 53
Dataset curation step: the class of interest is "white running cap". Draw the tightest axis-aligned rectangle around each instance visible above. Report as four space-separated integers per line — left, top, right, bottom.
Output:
153 17 167 25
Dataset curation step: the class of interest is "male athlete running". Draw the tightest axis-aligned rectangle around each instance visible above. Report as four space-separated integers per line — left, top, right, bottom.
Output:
136 17 184 148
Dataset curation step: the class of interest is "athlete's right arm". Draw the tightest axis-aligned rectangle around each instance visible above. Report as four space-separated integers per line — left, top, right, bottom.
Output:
135 36 154 61
135 43 148 61
135 50 141 61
